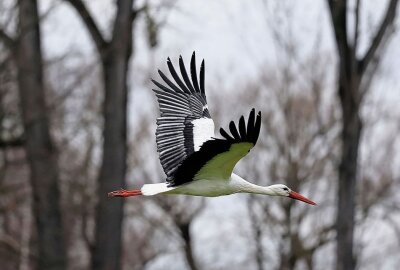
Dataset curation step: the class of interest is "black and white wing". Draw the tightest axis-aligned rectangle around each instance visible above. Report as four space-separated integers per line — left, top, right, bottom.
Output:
152 52 215 183
171 109 261 186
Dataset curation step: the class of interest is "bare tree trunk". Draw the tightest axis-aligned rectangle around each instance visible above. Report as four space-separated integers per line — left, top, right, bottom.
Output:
178 222 199 270
336 76 361 270
92 43 131 270
326 1 399 269
278 162 300 270
15 0 66 269
247 197 264 270
65 0 134 269
92 2 133 270
154 196 204 270
278 203 296 270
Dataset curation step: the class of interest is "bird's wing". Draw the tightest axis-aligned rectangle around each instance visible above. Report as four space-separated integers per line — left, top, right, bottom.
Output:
152 52 215 183
171 109 261 186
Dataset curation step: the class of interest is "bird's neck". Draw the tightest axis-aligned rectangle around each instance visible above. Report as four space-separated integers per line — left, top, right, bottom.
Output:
230 174 276 196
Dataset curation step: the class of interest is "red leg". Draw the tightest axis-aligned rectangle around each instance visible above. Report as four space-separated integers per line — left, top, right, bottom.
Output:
108 189 142 197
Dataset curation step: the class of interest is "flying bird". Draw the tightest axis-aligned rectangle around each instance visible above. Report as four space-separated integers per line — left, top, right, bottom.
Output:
108 52 316 205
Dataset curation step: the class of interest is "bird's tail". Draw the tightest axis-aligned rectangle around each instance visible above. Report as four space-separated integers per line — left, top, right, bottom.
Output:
108 183 175 197
141 183 175 196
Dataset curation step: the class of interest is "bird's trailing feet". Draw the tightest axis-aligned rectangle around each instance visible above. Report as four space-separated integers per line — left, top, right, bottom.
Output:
108 189 142 197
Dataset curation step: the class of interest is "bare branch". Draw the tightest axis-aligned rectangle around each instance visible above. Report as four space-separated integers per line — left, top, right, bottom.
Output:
132 4 148 21
0 28 15 49
326 0 352 61
360 49 384 98
327 0 366 85
359 0 399 73
0 233 20 255
65 0 108 53
353 0 361 53
48 61 96 109
81 209 94 252
0 137 25 148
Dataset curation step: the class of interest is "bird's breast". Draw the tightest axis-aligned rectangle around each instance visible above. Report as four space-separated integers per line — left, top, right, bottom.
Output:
168 179 236 197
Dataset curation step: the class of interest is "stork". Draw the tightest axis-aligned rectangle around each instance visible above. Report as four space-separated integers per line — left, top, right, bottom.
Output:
108 52 316 205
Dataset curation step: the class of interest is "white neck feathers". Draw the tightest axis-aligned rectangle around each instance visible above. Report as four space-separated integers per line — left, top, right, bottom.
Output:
230 174 277 196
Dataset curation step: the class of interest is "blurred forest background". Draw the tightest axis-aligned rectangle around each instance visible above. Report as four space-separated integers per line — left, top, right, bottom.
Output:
0 0 400 270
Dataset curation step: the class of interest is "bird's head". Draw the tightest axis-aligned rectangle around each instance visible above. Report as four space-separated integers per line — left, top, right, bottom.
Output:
268 184 316 205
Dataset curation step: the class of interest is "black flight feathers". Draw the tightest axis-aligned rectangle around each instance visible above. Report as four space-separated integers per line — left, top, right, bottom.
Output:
219 109 261 145
152 52 206 96
152 52 211 181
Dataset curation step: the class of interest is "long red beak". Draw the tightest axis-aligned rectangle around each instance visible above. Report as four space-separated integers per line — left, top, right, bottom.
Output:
288 191 316 205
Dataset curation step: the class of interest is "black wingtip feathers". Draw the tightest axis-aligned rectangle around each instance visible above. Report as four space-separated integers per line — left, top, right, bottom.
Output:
220 109 262 144
154 53 206 96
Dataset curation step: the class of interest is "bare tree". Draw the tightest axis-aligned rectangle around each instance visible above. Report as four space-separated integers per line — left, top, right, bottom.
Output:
326 1 399 269
123 111 206 270
63 0 142 269
154 196 205 270
242 60 338 270
221 4 339 268
0 0 67 269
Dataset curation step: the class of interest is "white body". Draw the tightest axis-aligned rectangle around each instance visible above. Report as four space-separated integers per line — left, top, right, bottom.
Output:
141 174 282 197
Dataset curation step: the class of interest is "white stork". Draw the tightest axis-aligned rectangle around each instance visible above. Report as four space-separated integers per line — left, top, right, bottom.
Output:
108 52 316 205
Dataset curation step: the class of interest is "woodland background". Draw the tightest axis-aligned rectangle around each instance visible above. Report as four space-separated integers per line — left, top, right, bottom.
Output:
0 0 400 269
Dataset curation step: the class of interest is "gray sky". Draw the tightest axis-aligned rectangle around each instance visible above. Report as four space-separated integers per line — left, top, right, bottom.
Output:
36 0 400 269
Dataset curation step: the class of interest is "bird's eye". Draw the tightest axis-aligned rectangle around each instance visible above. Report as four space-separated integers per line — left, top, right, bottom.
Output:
283 187 289 191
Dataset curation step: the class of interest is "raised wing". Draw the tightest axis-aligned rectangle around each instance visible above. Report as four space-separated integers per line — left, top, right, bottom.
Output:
170 109 261 186
152 52 215 182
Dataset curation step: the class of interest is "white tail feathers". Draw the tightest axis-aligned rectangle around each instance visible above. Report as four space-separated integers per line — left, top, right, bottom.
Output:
141 183 175 196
